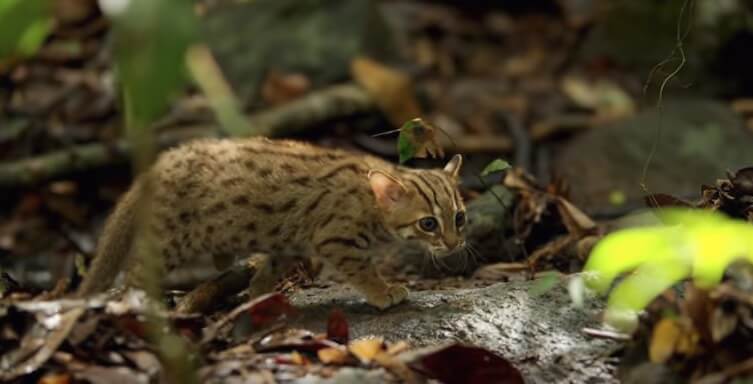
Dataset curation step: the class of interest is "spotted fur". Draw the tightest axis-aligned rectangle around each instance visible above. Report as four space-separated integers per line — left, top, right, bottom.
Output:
77 137 465 309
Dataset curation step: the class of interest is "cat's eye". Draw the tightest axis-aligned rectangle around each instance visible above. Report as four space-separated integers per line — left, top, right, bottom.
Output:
418 216 439 232
455 211 466 227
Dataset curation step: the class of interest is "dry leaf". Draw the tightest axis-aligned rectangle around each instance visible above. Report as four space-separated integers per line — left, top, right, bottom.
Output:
38 372 71 384
373 350 420 384
348 338 384 364
317 346 350 365
472 262 529 281
261 70 310 106
397 118 445 164
326 309 349 344
555 196 596 235
386 340 411 356
561 75 635 119
503 47 545 77
650 318 681 363
351 57 421 127
649 318 699 363
730 98 753 114
290 351 308 366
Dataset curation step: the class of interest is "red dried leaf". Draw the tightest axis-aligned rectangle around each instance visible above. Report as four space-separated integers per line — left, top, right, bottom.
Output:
326 309 349 344
409 344 523 384
247 293 295 328
116 315 147 338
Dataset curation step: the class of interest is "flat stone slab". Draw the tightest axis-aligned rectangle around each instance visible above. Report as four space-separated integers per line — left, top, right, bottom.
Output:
289 280 618 383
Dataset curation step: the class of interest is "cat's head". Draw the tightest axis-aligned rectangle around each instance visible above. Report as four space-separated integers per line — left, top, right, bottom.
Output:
369 155 466 257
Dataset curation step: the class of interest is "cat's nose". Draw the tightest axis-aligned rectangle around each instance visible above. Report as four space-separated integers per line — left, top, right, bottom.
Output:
443 236 460 250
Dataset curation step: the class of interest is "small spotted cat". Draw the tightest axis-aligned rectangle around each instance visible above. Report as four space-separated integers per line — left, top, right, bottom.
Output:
77 137 466 309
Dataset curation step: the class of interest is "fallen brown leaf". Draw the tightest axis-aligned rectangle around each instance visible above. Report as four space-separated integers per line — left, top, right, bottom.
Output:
351 57 421 127
555 196 596 236
649 317 699 364
373 349 420 384
472 262 529 281
386 340 411 356
317 346 350 365
261 70 310 106
348 338 384 364
38 372 71 384
561 74 635 119
290 351 308 366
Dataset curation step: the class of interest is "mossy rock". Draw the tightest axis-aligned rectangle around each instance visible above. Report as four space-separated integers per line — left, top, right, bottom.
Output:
554 100 753 214
202 0 397 105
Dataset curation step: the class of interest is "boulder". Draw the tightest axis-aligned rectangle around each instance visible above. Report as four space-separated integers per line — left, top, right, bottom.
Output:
555 100 753 214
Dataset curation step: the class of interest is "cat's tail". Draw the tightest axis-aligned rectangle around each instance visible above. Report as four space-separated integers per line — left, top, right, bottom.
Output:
76 181 142 296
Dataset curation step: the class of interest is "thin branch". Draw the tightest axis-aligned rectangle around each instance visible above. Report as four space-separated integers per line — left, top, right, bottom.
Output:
0 83 375 188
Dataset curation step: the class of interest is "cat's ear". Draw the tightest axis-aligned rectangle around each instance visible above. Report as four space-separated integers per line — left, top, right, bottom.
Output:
368 170 407 210
443 154 463 177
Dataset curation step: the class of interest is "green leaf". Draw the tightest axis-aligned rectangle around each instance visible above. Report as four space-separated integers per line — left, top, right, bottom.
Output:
396 118 445 164
0 0 52 60
397 120 418 164
529 271 560 297
397 134 415 164
480 158 511 177
583 208 753 332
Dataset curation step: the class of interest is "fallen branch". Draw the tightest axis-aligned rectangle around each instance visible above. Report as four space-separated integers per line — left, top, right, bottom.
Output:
175 257 260 314
0 83 374 188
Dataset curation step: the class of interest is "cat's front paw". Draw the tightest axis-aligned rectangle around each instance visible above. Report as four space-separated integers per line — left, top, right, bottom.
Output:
366 284 408 310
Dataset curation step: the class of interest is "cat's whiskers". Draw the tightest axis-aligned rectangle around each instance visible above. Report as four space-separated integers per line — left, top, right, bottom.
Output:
458 247 469 272
467 243 482 264
429 251 442 272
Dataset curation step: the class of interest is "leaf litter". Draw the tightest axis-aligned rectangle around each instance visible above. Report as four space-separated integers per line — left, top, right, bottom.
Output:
1 287 524 383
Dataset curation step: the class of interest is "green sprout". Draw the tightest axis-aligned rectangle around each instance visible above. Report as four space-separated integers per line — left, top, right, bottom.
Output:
480 158 511 177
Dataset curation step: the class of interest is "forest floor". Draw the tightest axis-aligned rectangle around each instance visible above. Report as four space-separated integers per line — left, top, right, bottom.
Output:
2 1 753 383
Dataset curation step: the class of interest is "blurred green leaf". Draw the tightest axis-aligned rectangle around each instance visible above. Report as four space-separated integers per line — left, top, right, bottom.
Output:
0 0 52 60
480 159 511 177
583 208 753 332
111 0 198 128
529 271 560 297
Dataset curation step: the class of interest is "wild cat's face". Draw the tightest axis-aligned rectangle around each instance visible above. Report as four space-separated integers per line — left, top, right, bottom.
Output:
369 155 466 257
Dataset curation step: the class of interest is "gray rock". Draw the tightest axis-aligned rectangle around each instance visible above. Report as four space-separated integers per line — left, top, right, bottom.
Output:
554 100 753 214
289 279 618 383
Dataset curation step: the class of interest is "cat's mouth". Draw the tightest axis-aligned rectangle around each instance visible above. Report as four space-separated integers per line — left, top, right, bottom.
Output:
428 240 467 258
